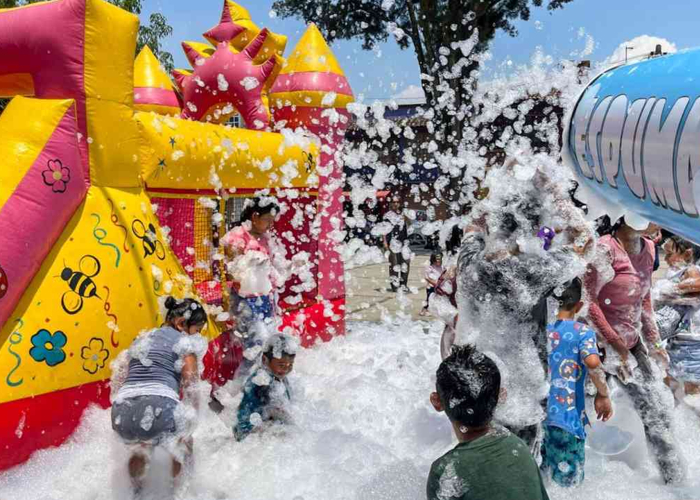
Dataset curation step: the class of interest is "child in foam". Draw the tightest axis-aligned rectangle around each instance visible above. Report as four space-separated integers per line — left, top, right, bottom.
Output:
110 297 208 497
585 217 683 484
234 333 297 441
427 345 550 500
223 197 289 375
541 278 612 487
420 252 443 317
653 235 700 405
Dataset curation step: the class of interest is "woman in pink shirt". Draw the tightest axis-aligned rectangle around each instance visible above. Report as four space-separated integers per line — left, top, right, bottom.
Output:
585 217 683 484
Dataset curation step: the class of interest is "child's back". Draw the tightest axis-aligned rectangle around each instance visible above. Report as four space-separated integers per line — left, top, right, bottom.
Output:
545 319 598 438
428 345 550 500
541 277 611 487
428 428 548 500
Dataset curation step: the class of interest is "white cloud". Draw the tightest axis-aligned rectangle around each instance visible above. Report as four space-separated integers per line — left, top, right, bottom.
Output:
607 35 677 65
392 85 426 104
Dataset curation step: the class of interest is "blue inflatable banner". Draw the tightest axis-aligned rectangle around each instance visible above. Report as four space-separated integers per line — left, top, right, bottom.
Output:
565 49 700 244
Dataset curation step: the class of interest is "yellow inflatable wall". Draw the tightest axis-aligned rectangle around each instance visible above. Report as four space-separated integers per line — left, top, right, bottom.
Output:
0 0 347 471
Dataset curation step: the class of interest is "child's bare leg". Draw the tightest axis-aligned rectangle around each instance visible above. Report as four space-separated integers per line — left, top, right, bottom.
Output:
664 375 683 404
172 437 193 479
128 448 149 492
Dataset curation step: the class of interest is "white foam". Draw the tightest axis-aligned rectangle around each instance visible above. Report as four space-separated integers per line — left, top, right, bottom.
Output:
1 321 698 499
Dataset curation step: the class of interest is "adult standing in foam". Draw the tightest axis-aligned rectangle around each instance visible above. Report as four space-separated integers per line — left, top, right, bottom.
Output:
584 217 683 484
455 161 593 452
111 297 207 497
382 197 412 292
223 197 289 374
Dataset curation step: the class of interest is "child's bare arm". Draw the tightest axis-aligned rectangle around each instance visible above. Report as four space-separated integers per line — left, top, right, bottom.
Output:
181 354 199 410
584 354 613 421
676 267 700 294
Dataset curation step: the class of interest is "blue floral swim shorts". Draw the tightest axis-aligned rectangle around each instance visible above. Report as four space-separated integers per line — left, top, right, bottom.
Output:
540 425 585 487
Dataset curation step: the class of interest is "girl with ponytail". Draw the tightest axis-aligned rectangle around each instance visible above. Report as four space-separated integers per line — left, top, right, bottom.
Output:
110 296 207 497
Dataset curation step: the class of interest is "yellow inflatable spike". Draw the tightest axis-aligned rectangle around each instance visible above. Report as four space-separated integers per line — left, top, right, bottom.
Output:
134 46 181 116
269 24 353 110
181 40 215 67
281 23 345 76
134 46 174 91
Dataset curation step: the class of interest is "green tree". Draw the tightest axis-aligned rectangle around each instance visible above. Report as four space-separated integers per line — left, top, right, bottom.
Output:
272 0 575 151
108 0 174 72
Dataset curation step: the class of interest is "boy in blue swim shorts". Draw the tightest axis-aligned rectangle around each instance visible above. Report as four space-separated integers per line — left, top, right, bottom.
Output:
542 277 613 487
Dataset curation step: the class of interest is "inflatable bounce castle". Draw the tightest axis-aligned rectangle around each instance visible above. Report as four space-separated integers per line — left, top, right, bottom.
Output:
0 0 353 470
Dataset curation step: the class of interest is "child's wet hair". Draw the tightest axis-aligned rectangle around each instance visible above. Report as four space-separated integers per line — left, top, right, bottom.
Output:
498 193 542 236
263 333 299 360
240 197 279 223
164 296 207 328
552 277 582 311
430 252 443 265
436 344 501 428
666 235 700 263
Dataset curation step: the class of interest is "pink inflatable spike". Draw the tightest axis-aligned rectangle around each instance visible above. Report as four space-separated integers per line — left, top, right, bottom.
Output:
203 0 245 44
243 28 269 59
178 40 277 128
171 70 191 91
181 41 204 68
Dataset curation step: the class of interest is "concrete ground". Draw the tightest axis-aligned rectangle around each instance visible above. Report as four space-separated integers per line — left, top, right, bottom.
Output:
344 246 669 323
344 249 433 323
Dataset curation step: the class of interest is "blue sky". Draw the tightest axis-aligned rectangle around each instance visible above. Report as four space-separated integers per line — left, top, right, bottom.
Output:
141 0 698 100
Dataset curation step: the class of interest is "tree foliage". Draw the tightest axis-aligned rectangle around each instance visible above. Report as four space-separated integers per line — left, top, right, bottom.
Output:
272 0 575 148
273 0 576 207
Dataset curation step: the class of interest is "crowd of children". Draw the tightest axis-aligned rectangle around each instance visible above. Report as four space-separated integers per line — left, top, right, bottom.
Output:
109 192 699 500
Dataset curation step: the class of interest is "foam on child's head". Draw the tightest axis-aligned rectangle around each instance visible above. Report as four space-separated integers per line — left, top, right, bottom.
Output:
552 277 582 310
263 333 299 359
436 345 500 428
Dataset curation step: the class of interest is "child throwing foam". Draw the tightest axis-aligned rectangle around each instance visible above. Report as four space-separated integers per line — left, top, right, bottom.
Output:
223 198 289 376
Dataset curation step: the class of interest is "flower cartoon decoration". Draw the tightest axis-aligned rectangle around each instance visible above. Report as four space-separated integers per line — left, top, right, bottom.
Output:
41 159 71 193
0 264 7 300
80 337 109 374
29 329 67 367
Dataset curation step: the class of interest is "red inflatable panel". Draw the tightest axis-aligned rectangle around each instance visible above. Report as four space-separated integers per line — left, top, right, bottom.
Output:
0 380 110 471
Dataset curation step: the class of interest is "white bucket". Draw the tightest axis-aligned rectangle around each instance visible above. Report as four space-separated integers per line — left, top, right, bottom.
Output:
586 389 649 471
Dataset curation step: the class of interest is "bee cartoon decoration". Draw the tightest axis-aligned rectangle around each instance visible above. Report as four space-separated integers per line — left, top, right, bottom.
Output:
59 255 101 315
132 219 166 260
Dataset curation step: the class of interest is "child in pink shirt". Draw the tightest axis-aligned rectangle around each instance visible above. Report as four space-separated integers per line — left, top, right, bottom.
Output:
222 198 289 376
420 252 443 317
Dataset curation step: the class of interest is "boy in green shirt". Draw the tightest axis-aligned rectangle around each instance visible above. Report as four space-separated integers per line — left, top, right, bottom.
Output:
427 345 550 500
